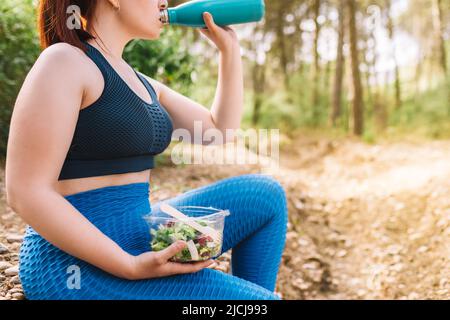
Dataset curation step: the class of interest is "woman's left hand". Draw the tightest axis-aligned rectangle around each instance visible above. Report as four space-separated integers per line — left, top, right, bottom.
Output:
198 12 239 54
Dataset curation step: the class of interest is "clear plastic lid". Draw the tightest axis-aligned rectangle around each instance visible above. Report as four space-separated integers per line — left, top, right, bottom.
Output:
144 205 230 222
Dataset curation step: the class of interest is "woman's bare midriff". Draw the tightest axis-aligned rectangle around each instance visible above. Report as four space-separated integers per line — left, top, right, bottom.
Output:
54 169 151 197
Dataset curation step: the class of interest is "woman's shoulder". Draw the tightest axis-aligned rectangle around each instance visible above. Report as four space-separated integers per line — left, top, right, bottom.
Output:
42 41 84 55
33 43 93 78
29 42 95 91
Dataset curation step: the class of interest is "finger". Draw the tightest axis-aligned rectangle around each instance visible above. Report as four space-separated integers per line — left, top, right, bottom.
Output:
200 29 212 39
156 240 187 263
206 260 218 268
186 260 216 273
198 28 214 42
165 259 215 275
203 12 217 31
197 27 210 37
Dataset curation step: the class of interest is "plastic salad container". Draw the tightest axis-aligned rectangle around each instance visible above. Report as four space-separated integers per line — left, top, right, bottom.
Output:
144 205 231 263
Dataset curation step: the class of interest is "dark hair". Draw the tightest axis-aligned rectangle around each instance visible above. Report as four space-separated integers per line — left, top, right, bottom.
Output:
38 0 98 51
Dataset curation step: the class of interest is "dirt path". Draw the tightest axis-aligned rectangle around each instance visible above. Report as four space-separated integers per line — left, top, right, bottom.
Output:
1 136 449 299
273 136 450 299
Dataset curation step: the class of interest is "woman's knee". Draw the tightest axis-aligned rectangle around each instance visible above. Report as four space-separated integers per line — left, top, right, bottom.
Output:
236 174 288 213
231 173 286 195
202 269 281 300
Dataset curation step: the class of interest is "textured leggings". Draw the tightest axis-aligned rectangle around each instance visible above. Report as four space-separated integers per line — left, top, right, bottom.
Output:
19 174 288 300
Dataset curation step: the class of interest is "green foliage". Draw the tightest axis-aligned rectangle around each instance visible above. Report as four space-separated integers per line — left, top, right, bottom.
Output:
247 91 299 134
241 70 339 134
123 28 197 96
0 0 40 156
388 82 450 139
362 128 376 144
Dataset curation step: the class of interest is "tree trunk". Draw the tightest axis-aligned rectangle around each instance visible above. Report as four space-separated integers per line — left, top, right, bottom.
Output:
347 0 364 136
415 50 424 94
435 0 449 116
385 0 402 109
312 0 322 120
434 0 447 75
252 57 266 125
324 60 332 93
331 0 345 126
276 3 289 91
248 22 268 125
294 14 305 74
252 63 266 125
369 16 387 131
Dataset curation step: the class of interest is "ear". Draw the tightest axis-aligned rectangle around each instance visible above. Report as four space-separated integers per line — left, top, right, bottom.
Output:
106 0 120 11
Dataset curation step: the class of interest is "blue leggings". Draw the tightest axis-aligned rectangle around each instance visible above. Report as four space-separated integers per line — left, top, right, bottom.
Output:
19 174 288 300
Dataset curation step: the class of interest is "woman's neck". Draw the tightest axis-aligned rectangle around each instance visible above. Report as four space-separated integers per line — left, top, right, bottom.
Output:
87 10 132 59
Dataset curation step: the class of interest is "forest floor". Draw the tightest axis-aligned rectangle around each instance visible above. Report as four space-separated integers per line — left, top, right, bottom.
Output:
0 133 449 300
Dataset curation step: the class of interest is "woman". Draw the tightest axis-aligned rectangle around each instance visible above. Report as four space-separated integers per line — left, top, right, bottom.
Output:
5 0 288 300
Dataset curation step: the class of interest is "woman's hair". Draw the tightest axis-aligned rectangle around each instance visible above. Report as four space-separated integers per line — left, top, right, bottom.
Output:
38 0 98 51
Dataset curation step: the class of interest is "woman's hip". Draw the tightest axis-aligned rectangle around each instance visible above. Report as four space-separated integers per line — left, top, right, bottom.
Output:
25 182 152 250
19 182 153 296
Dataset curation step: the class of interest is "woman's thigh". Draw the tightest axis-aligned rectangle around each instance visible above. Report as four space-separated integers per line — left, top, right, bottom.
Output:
87 266 280 300
21 246 280 300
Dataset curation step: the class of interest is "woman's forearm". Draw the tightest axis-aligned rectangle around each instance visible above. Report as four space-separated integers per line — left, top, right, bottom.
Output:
8 186 133 279
210 46 244 135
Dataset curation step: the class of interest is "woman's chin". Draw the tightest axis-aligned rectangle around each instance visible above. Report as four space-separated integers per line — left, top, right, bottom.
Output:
143 27 163 40
151 32 161 40
138 32 160 41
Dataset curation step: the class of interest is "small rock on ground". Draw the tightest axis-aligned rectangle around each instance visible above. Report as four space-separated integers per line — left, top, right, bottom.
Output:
11 293 25 300
0 261 12 271
4 266 19 276
0 243 9 254
6 234 23 243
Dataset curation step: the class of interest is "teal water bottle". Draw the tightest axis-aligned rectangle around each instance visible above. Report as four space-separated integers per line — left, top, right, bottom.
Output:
159 0 266 28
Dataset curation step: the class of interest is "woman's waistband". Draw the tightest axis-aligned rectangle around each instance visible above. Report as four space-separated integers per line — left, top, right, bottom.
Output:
63 181 150 201
25 182 151 238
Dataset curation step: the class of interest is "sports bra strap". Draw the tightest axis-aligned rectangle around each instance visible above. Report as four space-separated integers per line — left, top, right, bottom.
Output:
83 42 114 85
135 71 158 104
83 42 158 105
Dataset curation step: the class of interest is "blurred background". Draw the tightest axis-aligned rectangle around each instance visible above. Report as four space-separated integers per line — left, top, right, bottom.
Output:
0 0 449 300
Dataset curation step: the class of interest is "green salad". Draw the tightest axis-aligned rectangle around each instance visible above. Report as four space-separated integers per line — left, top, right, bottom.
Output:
150 219 222 262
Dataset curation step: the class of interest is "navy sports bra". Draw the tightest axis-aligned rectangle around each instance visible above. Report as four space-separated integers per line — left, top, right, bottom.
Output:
58 42 174 180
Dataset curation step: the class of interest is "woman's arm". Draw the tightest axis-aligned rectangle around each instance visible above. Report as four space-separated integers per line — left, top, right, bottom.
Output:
145 12 243 144
5 43 134 279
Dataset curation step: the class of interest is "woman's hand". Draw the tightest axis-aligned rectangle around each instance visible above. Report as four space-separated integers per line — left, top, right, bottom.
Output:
125 240 216 280
198 12 240 54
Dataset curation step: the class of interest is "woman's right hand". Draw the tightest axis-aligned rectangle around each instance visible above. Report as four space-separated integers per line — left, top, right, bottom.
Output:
125 241 216 280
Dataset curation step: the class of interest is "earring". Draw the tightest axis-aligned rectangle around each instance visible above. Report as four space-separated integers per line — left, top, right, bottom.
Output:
159 0 168 9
